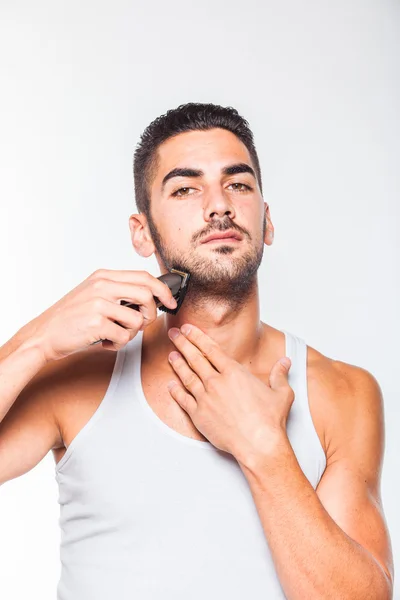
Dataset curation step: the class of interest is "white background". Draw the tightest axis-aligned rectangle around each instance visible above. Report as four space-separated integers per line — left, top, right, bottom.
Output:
0 1 399 598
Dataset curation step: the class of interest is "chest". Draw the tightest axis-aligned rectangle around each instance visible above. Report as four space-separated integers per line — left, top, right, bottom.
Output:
140 356 211 443
54 350 327 465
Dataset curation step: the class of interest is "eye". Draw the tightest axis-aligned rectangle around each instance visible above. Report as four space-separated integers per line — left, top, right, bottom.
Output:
171 183 253 197
171 187 195 197
228 183 253 192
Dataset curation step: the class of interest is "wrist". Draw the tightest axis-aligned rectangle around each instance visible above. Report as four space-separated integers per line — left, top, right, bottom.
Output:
235 430 292 476
15 325 52 367
18 337 50 367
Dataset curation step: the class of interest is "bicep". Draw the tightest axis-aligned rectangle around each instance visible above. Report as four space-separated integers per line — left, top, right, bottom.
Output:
0 360 65 486
316 365 394 585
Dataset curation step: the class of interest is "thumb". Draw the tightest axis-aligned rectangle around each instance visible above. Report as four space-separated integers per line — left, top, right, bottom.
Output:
269 357 291 391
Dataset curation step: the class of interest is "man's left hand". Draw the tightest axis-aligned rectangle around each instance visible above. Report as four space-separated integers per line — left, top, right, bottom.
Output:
167 323 294 463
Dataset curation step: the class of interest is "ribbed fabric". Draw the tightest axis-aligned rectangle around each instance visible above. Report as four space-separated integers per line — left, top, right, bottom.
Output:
55 329 326 599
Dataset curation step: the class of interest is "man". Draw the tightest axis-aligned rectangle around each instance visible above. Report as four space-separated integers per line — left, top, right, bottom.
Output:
0 103 394 599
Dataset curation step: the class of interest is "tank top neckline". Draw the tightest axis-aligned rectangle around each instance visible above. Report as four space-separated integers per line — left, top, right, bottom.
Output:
131 328 289 450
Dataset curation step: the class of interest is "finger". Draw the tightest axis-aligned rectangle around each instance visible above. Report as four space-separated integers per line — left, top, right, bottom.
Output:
269 357 292 391
168 329 217 382
88 269 177 309
94 316 138 350
167 381 197 417
178 324 232 374
90 279 170 327
89 300 144 348
168 351 204 398
97 297 148 330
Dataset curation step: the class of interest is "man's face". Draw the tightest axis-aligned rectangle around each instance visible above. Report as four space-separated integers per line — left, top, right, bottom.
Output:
145 127 269 306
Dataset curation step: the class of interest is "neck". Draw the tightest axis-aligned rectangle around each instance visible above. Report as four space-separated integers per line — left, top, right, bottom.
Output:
149 284 265 369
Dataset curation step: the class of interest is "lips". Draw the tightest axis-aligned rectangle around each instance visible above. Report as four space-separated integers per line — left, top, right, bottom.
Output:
204 237 239 243
201 230 243 244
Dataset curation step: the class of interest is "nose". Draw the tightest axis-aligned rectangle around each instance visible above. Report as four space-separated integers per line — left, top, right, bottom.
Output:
204 189 236 221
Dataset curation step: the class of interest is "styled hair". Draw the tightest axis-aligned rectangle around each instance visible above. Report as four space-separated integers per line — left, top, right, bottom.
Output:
133 102 263 222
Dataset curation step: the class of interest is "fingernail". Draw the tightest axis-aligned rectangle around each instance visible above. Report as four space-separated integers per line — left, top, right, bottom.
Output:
279 357 290 368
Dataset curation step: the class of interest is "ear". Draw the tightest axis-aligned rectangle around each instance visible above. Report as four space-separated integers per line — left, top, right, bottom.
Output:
129 214 156 258
264 203 274 246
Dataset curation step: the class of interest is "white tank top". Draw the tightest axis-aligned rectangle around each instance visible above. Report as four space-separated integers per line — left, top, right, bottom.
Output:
55 328 326 599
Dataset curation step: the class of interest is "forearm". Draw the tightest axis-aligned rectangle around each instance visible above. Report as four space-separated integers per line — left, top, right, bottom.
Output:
0 326 49 422
237 437 392 600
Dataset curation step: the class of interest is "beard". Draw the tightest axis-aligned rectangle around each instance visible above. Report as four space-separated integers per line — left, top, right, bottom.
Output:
145 212 267 312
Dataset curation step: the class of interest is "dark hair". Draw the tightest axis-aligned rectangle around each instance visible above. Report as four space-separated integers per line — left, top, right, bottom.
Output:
133 102 263 222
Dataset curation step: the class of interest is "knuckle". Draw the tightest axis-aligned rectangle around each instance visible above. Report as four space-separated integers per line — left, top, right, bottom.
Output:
179 397 188 409
134 309 144 322
188 353 200 367
287 387 295 402
206 343 218 357
91 277 107 292
183 373 196 387
90 268 106 280
137 270 149 279
127 313 143 333
143 287 154 301
119 329 131 344
92 297 106 312
133 312 144 327
135 285 153 302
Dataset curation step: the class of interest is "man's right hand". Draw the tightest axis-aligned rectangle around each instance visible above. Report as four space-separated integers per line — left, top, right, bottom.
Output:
26 269 178 362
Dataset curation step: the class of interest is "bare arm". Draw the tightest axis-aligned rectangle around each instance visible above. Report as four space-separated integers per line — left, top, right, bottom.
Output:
0 324 66 485
238 362 394 600
0 324 49 423
0 268 178 486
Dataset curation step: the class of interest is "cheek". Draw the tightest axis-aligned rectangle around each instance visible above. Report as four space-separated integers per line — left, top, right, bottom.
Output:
168 213 199 245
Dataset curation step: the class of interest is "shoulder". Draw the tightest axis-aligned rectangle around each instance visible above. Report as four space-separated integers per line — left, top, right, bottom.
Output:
30 343 117 403
306 342 384 467
0 344 118 485
50 345 118 436
22 344 118 449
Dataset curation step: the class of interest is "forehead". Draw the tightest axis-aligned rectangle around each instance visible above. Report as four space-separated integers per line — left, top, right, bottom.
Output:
153 128 253 184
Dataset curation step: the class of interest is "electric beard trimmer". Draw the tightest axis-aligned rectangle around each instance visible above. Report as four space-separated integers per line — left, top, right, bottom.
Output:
91 268 191 345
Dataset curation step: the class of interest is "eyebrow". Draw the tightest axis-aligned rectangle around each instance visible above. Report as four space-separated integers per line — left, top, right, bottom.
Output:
161 162 256 191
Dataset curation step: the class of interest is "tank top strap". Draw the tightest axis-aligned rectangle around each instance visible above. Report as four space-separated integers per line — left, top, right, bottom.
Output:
281 328 327 480
281 329 307 396
110 331 143 409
